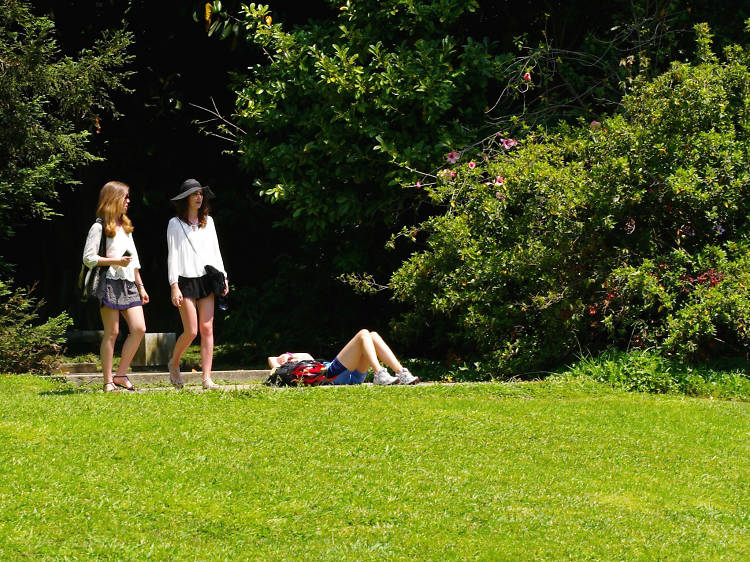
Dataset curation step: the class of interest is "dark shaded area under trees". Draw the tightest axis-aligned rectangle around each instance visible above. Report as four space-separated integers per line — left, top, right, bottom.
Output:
4 0 749 365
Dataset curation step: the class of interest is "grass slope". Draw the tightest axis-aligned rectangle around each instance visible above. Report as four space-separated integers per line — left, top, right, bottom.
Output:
0 375 747 560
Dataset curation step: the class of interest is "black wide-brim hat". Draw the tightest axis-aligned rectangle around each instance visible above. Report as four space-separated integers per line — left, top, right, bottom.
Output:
170 178 215 201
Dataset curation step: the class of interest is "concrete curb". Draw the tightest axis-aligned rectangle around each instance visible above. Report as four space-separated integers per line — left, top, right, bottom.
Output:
63 369 270 386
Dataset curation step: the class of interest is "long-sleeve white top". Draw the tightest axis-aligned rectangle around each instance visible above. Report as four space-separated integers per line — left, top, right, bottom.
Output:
82 221 141 282
167 215 227 286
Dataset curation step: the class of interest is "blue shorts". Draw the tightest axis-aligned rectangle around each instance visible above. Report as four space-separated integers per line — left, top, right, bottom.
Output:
325 357 366 385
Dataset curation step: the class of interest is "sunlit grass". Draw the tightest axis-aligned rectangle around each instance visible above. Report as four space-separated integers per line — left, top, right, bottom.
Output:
0 375 747 559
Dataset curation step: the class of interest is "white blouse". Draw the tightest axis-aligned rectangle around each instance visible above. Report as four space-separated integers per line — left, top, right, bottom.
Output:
167 215 227 286
82 222 142 282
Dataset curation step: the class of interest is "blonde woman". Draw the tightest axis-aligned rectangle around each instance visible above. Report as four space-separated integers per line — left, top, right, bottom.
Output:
82 181 149 392
166 179 228 390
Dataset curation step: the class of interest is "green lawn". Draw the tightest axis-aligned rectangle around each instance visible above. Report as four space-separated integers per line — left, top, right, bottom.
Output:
0 375 747 560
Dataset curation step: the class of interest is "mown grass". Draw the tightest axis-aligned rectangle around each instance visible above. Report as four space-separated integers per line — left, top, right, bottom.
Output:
0 375 748 560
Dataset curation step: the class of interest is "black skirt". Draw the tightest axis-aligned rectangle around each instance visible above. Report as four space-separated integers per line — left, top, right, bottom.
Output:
178 274 213 300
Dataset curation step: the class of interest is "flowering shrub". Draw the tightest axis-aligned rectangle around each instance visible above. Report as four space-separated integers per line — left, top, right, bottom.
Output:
390 27 750 376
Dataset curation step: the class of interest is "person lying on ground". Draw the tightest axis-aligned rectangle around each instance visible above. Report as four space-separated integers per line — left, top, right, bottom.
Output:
268 329 419 385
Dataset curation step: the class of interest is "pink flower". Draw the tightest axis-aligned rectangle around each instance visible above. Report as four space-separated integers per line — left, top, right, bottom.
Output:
494 175 504 186
446 151 460 164
500 138 518 150
450 170 457 179
523 72 531 82
590 120 602 129
416 181 422 189
468 161 476 169
495 191 502 199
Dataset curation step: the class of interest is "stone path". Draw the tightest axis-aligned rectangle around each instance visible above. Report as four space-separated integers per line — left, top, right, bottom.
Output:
62 369 269 387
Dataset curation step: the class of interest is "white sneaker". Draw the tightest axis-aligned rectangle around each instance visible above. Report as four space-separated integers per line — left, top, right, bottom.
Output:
373 367 399 385
397 368 420 385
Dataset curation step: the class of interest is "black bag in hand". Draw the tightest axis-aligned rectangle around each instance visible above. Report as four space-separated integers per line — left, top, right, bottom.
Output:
204 265 226 296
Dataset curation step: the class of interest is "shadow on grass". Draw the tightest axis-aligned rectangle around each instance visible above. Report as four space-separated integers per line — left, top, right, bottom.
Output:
39 387 96 396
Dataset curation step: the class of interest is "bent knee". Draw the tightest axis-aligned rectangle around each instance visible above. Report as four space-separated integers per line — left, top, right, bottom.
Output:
356 328 371 339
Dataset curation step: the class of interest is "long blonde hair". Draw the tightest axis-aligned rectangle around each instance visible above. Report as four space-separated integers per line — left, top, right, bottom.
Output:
96 181 133 237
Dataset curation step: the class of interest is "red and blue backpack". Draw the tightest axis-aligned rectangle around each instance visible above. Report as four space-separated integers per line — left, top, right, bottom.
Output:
265 360 335 386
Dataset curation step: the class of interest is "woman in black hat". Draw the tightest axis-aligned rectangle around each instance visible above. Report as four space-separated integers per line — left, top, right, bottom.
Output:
166 179 228 390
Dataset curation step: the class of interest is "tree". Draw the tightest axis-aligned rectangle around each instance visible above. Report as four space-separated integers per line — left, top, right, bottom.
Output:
208 1 506 260
0 0 132 245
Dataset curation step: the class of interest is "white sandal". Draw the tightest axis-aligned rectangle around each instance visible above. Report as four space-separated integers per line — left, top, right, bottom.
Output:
202 378 220 390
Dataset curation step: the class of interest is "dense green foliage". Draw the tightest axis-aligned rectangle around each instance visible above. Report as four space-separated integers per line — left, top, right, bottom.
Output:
389 26 750 375
1 375 748 558
0 280 71 374
212 0 745 246
0 0 132 242
215 1 506 249
192 0 750 354
565 349 750 399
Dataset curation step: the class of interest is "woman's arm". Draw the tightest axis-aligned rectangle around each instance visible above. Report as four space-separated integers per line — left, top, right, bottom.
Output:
82 222 130 268
268 352 313 368
268 355 283 368
206 217 229 296
82 222 103 268
207 217 226 273
166 218 181 286
128 232 141 271
134 268 150 304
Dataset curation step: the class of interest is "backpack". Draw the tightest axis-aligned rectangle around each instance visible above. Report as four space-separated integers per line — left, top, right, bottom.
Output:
78 218 107 302
265 360 334 387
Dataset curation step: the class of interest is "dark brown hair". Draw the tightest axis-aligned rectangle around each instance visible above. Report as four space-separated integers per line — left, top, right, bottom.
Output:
174 194 210 228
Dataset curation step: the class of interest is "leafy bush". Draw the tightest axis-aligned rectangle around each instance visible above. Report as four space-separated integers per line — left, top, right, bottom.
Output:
388 25 750 376
211 0 507 245
565 349 750 400
0 280 72 374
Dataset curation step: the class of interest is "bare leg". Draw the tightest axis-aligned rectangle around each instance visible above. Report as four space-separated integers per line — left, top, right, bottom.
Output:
371 331 403 373
100 306 120 385
336 329 380 373
116 306 146 377
196 294 215 382
170 297 198 369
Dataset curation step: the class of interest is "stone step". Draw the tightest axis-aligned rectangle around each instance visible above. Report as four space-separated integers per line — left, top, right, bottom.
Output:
64 369 270 386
